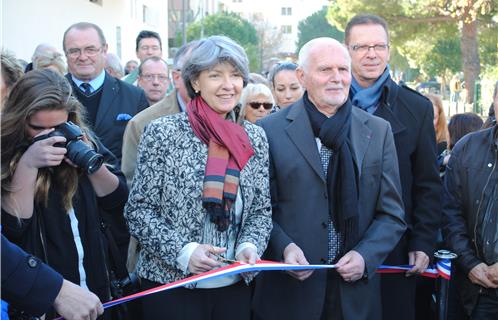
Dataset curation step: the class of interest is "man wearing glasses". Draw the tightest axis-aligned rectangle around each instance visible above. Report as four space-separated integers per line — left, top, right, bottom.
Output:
123 30 163 85
345 14 441 320
137 57 170 106
63 22 149 163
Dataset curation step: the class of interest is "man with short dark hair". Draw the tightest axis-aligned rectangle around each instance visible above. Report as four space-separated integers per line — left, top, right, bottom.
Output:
63 22 149 162
123 30 162 85
345 14 441 320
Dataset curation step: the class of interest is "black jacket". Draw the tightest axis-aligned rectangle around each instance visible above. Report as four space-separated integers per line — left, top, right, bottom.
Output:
373 78 441 260
2 140 129 316
1 234 63 317
443 125 498 315
66 72 149 162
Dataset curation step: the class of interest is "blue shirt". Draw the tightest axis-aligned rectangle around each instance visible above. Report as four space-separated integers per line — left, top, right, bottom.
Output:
71 70 106 94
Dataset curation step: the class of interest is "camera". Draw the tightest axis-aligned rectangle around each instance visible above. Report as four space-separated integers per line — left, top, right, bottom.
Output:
33 121 104 174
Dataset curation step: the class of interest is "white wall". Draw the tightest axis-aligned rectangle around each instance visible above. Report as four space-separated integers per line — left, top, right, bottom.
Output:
1 0 168 64
218 0 327 54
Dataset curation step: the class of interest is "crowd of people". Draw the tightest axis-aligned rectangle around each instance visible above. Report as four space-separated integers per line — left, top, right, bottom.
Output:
1 13 497 320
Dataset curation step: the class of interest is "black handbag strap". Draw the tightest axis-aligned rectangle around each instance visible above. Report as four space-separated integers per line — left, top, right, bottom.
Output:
100 220 129 280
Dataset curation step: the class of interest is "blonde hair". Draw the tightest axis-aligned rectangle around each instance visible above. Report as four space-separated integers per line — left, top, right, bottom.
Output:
425 93 448 144
237 83 274 124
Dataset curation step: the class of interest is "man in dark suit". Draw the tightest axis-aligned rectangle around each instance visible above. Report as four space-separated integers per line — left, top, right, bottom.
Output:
345 14 441 320
63 22 149 162
1 234 103 320
252 37 406 320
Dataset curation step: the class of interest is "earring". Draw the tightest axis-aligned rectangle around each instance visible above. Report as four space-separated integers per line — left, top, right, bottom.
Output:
195 89 199 94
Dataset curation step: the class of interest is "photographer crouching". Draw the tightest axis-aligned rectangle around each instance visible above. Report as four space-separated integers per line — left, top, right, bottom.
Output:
1 69 129 319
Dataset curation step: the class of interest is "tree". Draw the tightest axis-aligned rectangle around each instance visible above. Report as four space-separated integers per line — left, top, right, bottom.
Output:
327 0 497 104
296 7 344 54
184 12 259 71
251 14 284 73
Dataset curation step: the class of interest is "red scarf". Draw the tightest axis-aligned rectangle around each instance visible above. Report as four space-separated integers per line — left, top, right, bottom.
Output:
187 96 254 231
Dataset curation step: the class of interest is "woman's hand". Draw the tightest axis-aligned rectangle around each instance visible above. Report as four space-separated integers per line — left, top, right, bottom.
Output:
188 244 226 274
21 130 67 169
236 247 258 265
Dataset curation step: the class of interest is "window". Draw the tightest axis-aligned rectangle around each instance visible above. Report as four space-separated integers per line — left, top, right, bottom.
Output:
281 7 292 15
281 25 292 34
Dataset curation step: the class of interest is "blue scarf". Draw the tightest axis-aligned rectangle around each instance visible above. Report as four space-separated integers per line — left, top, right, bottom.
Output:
351 66 390 114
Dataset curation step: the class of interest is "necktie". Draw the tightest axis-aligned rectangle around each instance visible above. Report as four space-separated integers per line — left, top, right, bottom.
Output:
319 144 341 263
80 83 92 95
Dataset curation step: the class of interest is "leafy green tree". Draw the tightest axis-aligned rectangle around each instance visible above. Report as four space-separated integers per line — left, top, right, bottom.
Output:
184 12 259 71
327 0 497 104
296 7 344 54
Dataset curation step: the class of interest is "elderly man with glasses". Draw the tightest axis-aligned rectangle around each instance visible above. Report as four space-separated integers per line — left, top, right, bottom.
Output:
137 57 170 106
63 22 149 163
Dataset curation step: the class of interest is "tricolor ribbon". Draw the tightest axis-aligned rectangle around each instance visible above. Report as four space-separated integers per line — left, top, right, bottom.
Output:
53 259 451 319
377 259 451 280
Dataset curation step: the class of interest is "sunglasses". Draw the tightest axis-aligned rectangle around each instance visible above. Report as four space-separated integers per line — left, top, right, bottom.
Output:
248 102 273 110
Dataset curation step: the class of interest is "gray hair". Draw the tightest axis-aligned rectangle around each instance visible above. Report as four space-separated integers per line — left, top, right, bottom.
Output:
298 37 350 71
34 51 67 74
138 56 168 76
32 43 58 63
237 83 274 124
182 35 249 99
105 53 124 78
173 40 200 71
63 22 106 52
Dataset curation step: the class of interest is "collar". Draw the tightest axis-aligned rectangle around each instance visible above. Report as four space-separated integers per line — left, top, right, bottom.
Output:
71 70 106 92
177 91 187 112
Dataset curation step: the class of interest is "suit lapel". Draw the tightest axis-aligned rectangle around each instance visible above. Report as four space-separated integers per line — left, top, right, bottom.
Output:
95 73 119 129
285 102 325 182
350 109 372 176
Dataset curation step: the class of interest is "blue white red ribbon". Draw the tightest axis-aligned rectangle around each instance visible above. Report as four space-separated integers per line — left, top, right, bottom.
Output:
53 259 451 319
377 259 451 280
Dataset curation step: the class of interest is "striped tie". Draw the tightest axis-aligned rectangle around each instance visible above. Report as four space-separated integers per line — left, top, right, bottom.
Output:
80 83 92 95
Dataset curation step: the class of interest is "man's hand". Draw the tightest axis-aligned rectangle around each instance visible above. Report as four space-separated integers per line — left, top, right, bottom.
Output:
53 280 103 320
406 251 429 276
283 243 313 281
335 250 365 282
469 263 497 288
486 262 498 285
188 244 225 274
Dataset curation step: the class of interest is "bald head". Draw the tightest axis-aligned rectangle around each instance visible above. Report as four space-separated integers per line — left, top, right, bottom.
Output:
296 37 352 116
298 37 350 72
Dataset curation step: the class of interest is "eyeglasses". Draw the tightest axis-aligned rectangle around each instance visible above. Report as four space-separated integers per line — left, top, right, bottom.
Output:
139 45 161 52
140 74 169 82
66 46 102 59
349 44 389 55
248 102 273 110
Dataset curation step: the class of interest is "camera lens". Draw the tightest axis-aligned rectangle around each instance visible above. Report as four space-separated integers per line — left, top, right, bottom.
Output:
66 140 104 174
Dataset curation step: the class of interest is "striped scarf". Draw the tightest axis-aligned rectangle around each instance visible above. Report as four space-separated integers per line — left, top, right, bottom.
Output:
187 96 254 231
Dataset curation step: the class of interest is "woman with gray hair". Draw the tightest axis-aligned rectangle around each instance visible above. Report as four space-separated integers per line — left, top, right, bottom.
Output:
33 51 67 74
238 83 275 124
125 35 272 319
